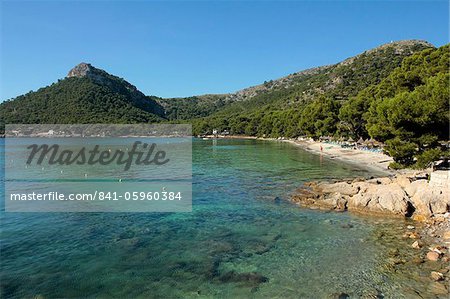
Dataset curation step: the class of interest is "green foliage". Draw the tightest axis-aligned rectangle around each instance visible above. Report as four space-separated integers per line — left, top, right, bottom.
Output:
342 44 450 140
366 45 449 167
0 77 164 129
299 97 340 137
158 95 228 120
190 41 433 137
190 43 448 170
415 148 447 169
388 162 407 170
384 138 418 165
1 41 446 171
338 86 376 138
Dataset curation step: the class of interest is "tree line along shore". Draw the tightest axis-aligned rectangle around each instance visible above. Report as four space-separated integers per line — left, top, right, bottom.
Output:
2 42 448 171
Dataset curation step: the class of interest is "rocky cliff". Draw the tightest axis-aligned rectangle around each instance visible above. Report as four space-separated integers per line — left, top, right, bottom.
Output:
292 171 450 219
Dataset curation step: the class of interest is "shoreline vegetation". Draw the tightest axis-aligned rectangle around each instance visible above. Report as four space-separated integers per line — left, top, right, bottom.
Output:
190 43 449 172
3 42 448 173
209 135 450 295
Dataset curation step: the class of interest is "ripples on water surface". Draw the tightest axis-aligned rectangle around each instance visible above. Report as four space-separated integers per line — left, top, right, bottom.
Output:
0 139 427 298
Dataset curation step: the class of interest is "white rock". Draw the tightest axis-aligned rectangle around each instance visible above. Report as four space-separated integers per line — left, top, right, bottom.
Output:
395 175 411 189
348 183 409 215
411 241 421 249
404 179 428 197
318 182 358 196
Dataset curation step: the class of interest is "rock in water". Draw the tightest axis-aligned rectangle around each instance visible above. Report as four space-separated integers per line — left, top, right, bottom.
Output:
412 214 427 222
426 251 440 261
443 231 450 240
409 231 420 239
329 293 350 299
428 282 448 295
430 271 444 281
318 182 358 196
411 241 422 249
348 183 410 215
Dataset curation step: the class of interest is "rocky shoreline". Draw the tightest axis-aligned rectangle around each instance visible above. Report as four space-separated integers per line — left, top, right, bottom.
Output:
292 171 450 296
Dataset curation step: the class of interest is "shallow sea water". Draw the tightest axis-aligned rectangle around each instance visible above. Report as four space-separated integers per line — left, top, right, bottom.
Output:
0 139 433 298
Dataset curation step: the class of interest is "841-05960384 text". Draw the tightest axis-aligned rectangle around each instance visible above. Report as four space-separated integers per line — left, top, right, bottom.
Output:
10 191 183 201
97 191 183 201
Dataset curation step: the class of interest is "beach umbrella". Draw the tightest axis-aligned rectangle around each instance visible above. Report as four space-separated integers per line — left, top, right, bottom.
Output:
365 137 375 147
357 137 364 144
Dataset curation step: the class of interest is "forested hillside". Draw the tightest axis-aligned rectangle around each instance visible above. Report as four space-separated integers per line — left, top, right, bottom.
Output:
158 94 229 120
0 40 431 129
364 45 449 168
0 63 165 127
188 43 449 168
1 40 448 168
190 40 434 136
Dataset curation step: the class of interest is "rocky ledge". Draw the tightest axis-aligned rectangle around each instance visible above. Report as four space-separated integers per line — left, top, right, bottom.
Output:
292 170 450 296
291 171 449 219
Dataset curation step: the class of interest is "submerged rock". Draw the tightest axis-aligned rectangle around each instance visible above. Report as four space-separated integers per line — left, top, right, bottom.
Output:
412 214 427 222
428 282 448 295
426 251 440 261
329 293 350 299
408 232 420 239
430 271 444 281
443 231 450 240
411 241 422 249
219 271 269 287
341 223 354 229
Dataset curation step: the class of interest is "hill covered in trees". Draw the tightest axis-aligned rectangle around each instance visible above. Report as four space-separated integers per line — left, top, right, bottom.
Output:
157 40 431 121
189 40 435 135
362 45 449 168
1 40 448 168
0 63 165 126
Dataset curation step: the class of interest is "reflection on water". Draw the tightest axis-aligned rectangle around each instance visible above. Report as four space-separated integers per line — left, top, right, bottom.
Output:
0 139 428 298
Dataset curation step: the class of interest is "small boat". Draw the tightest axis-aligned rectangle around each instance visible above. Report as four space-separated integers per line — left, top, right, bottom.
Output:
202 137 210 140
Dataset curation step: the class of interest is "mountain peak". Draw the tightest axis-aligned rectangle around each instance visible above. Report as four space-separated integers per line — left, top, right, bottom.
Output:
66 62 124 89
67 62 95 78
365 39 434 55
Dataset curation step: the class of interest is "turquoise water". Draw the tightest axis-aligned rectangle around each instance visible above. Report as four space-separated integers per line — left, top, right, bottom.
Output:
0 139 423 298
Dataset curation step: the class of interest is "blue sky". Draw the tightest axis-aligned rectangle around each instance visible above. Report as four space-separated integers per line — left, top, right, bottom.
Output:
1 1 448 101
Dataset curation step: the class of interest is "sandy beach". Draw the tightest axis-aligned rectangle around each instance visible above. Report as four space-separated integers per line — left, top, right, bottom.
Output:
282 139 395 175
215 135 395 175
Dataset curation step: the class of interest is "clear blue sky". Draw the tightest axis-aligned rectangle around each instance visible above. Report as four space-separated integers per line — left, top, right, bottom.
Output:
1 1 448 101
